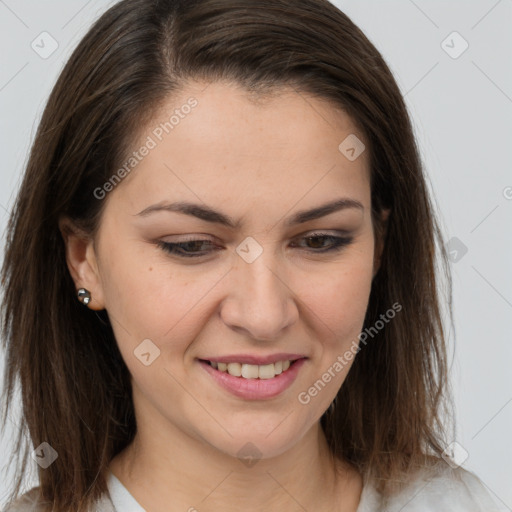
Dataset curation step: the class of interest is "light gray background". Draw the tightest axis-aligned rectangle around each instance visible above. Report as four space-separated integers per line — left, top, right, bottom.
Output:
1 0 511 509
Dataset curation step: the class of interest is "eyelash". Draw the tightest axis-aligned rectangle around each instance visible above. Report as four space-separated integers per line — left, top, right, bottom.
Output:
157 232 353 258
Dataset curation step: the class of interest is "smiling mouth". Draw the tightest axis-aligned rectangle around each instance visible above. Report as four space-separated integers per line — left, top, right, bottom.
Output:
199 359 300 379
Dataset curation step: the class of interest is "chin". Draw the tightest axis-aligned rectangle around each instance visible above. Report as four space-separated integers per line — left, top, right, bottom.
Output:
196 412 313 463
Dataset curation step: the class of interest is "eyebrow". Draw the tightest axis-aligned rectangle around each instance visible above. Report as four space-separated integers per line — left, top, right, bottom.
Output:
135 198 364 228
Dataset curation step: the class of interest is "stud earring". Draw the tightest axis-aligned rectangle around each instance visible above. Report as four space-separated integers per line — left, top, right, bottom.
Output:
77 288 92 306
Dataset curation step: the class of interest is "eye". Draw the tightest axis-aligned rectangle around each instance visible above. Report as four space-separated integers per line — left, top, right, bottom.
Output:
157 238 219 258
289 232 353 253
157 232 353 259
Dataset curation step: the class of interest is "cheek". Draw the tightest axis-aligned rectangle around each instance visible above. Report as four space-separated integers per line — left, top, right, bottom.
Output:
98 237 178 326
300 247 374 344
293 253 374 413
99 241 225 364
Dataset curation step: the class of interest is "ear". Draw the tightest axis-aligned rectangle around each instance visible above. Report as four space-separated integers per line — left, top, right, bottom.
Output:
58 216 105 311
373 208 391 279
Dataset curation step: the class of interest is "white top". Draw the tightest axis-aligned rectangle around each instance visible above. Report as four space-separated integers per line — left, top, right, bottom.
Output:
2 465 501 511
105 465 501 511
107 472 145 511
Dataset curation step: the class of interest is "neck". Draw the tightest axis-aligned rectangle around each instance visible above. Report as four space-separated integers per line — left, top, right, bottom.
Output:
108 392 362 511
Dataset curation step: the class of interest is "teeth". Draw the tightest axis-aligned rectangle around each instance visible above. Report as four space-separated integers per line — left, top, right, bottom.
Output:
258 364 275 379
209 360 294 379
241 364 259 379
227 362 242 377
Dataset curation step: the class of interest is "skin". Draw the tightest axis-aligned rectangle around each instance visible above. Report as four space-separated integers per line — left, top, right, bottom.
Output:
60 80 389 512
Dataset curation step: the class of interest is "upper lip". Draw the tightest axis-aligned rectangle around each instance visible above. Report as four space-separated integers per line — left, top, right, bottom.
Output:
200 353 307 365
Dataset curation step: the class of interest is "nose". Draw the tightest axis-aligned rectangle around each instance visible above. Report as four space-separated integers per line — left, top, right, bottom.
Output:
219 251 299 341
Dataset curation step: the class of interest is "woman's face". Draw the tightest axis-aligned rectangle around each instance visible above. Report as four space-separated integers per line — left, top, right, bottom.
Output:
69 81 384 460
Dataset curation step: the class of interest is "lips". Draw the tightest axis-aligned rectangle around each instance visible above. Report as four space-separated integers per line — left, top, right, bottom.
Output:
198 355 307 400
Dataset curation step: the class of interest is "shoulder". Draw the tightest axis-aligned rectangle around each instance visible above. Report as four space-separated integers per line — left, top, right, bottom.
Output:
359 463 501 511
2 487 116 512
2 488 43 512
405 465 498 510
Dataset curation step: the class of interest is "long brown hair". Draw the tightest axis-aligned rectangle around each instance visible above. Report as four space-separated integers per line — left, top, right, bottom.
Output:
1 0 454 509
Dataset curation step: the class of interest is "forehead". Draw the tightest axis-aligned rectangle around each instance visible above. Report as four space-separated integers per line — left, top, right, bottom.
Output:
107 80 371 217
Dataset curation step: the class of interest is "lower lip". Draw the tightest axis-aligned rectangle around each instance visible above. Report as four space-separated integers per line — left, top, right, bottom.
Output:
198 359 306 400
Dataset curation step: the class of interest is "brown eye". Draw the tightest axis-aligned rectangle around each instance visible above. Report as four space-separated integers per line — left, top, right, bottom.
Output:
157 239 219 257
291 233 353 253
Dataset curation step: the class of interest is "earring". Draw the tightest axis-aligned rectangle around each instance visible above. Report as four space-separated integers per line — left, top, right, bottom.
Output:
77 288 92 306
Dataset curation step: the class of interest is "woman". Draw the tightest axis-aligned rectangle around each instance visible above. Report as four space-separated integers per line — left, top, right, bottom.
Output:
0 0 500 510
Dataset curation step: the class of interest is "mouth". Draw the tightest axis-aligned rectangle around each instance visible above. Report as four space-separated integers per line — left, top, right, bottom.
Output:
199 358 301 380
197 356 307 400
